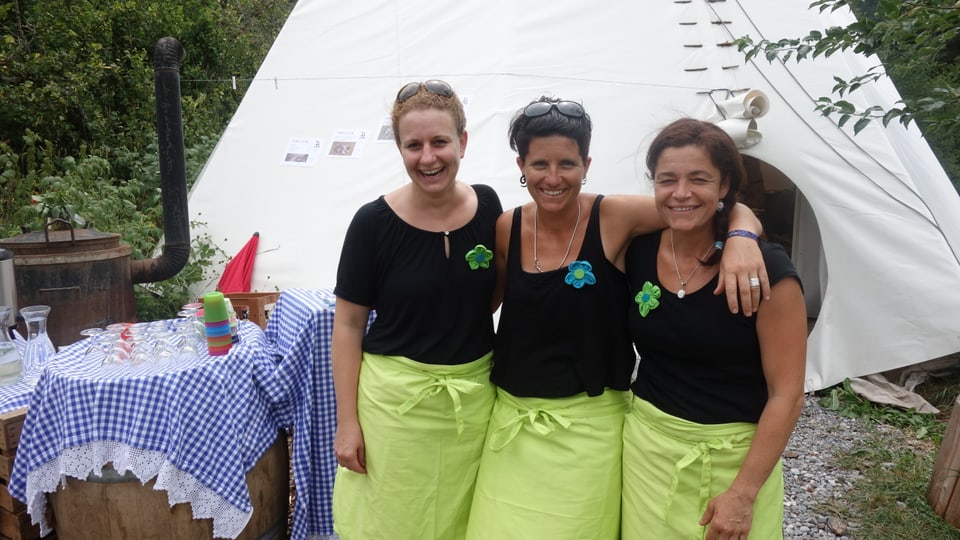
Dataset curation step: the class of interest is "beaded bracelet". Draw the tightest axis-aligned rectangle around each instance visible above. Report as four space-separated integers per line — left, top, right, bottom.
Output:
727 229 759 242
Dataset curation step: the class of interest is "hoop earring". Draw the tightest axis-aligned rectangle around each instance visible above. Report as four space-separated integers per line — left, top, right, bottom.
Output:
716 201 725 212
581 177 587 185
520 175 527 187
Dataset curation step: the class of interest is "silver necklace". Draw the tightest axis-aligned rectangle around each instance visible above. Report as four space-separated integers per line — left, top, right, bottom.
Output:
670 229 713 298
534 200 581 273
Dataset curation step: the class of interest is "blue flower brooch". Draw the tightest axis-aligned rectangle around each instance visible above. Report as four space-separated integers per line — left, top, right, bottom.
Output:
564 261 596 288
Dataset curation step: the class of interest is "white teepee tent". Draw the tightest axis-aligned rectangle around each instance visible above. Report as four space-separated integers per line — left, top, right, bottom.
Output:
188 0 960 392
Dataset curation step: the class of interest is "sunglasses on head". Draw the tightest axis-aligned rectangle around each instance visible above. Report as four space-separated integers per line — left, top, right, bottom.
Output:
522 100 585 118
396 80 454 103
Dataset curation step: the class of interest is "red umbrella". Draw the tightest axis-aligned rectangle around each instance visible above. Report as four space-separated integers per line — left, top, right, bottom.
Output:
217 232 259 293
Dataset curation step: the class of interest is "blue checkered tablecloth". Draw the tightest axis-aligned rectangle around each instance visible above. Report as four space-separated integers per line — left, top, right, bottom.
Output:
7 320 284 539
0 335 34 414
263 288 344 540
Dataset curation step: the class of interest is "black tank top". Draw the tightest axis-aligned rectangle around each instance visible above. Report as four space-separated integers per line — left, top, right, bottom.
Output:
491 195 636 397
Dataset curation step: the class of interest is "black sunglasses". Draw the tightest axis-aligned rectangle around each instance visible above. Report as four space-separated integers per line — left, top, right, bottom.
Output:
396 80 454 103
522 100 585 118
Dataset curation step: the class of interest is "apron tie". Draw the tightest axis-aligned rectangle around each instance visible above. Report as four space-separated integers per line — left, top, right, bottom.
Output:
664 435 747 525
397 376 483 436
488 407 572 451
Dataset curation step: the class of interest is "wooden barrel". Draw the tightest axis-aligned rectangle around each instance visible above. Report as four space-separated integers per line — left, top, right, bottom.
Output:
48 434 289 540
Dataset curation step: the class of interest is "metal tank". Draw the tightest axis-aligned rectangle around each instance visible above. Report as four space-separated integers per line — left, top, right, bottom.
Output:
0 248 16 328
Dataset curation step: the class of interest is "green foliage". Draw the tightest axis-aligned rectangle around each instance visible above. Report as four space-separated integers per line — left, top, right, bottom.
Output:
0 0 294 320
134 225 228 322
736 0 960 189
0 0 295 156
819 378 940 440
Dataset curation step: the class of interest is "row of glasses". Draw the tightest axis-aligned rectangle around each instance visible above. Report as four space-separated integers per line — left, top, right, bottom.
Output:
80 304 208 367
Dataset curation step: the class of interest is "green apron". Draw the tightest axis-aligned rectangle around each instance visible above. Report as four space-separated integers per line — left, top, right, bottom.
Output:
333 351 494 540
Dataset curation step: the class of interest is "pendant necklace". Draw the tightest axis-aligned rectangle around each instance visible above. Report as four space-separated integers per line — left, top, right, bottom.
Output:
534 200 581 273
670 229 714 299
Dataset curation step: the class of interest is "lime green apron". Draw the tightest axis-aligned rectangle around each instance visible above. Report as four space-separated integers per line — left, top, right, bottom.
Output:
622 395 784 539
465 388 629 540
333 351 494 540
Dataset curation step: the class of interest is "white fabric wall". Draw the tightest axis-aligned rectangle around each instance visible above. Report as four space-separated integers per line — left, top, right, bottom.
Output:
189 0 960 390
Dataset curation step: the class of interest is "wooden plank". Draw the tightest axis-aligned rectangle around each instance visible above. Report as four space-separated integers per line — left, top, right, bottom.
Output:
928 396 960 523
223 292 280 329
0 506 41 540
0 454 14 484
0 480 25 513
0 409 27 452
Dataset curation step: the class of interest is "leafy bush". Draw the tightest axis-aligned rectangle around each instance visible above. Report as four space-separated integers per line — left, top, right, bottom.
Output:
0 0 294 320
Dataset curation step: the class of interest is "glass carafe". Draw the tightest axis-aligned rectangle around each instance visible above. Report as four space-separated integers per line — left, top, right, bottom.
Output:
20 305 56 386
0 306 22 386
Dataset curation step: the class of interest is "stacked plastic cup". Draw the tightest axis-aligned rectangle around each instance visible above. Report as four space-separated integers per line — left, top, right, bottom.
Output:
203 292 233 356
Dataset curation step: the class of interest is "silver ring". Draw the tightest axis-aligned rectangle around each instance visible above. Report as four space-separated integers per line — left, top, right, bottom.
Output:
749 277 761 288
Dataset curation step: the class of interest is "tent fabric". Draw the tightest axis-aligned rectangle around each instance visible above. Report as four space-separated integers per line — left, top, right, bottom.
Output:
187 0 960 392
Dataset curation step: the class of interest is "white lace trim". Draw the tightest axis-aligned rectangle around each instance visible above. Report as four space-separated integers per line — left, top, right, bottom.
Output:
25 441 251 538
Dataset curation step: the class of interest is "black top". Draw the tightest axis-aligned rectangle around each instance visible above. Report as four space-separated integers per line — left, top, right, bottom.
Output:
335 184 502 365
626 233 801 424
492 195 636 397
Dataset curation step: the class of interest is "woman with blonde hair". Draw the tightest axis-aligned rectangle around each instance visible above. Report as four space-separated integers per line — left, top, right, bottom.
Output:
331 80 502 539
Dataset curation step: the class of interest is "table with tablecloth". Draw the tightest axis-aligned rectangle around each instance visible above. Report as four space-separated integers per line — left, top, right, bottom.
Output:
7 320 284 539
0 363 35 415
263 287 344 540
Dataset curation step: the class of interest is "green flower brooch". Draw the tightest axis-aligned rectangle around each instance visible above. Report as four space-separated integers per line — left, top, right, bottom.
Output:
465 244 493 270
634 281 661 317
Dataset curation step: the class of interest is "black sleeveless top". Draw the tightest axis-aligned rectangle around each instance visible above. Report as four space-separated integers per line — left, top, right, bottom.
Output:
491 195 636 397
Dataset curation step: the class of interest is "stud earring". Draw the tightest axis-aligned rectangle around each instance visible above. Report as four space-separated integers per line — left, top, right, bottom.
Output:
581 177 587 185
520 175 527 187
716 201 725 212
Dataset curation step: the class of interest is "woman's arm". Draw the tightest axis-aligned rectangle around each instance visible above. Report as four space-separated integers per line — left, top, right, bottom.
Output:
332 297 373 474
717 203 768 316
491 210 513 312
601 195 767 313
700 277 807 539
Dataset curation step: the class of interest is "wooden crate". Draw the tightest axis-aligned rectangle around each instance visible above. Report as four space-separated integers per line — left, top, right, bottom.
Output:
0 408 26 484
928 396 960 527
0 410 24 454
223 292 281 330
0 504 42 540
0 408 44 540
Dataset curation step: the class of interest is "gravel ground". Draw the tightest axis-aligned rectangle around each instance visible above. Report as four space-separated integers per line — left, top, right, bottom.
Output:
782 394 866 539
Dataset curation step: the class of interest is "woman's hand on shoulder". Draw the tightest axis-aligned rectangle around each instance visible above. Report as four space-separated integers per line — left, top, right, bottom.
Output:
715 235 769 316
